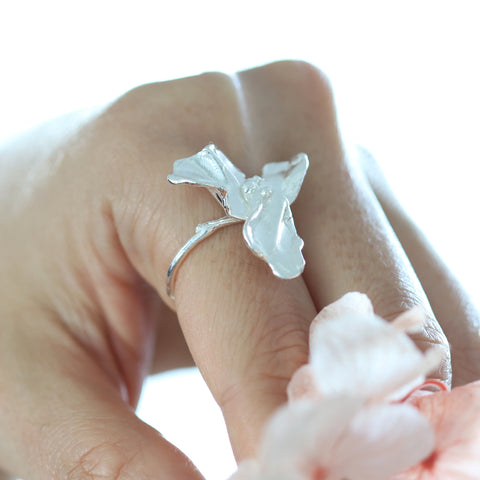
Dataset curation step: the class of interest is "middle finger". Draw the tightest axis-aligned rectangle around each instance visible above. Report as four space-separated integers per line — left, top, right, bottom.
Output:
236 61 451 382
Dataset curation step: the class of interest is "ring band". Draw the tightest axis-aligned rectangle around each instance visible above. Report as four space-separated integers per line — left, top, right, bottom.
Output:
166 216 241 299
166 144 309 300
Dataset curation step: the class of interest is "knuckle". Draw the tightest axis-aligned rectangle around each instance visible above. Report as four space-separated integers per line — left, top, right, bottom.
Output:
63 441 139 480
105 70 239 162
256 59 334 104
368 288 430 324
106 82 162 128
113 70 235 118
196 70 234 88
278 59 332 84
246 60 341 179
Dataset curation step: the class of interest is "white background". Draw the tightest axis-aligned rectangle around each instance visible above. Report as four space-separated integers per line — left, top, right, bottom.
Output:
1 1 479 479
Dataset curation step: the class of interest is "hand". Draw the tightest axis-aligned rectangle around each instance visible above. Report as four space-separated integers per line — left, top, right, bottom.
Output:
0 60 476 479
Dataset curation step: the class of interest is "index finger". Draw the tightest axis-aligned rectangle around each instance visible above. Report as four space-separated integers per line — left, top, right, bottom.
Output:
108 69 317 460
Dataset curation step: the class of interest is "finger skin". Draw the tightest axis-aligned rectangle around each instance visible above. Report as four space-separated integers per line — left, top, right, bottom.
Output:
0 109 201 477
174 227 315 457
0 307 204 480
0 472 15 479
0 68 315 469
358 146 480 386
106 70 318 458
235 62 451 382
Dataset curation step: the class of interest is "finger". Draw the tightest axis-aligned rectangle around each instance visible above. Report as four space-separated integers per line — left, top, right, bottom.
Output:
173 227 316 458
0 312 204 480
0 472 15 480
357 146 480 386
235 61 451 382
151 303 194 374
109 70 317 459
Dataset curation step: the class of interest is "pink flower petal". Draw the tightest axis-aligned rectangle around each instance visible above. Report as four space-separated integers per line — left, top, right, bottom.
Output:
308 293 440 402
395 381 480 479
309 292 374 333
334 403 434 480
229 460 261 480
257 397 434 480
260 398 362 476
391 307 426 334
287 364 317 401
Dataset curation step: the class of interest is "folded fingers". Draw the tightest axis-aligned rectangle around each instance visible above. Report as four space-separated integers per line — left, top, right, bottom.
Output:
109 61 451 461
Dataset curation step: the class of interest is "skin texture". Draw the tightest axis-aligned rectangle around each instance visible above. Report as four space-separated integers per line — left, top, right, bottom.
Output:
0 61 478 479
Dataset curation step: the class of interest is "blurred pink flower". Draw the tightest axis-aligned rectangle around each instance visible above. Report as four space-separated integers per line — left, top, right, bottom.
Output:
230 292 480 480
391 380 480 479
288 292 442 403
231 396 434 480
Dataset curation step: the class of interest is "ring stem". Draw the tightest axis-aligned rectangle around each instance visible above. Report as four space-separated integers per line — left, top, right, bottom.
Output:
166 216 243 300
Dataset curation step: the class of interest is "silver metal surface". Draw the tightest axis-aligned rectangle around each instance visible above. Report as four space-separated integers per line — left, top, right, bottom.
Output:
166 144 309 299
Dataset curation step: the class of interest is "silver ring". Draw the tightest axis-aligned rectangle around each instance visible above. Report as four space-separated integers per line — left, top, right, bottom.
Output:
166 144 309 300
